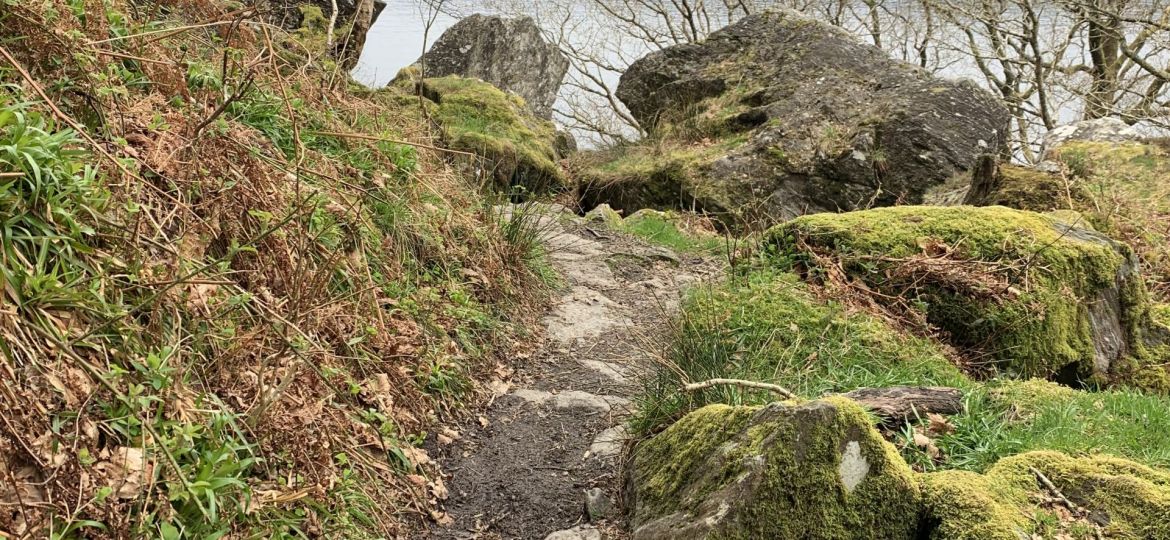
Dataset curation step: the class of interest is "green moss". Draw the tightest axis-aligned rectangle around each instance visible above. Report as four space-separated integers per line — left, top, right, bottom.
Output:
768 206 1147 381
922 451 1170 539
422 76 565 193
1049 141 1170 303
632 399 921 539
1153 304 1170 331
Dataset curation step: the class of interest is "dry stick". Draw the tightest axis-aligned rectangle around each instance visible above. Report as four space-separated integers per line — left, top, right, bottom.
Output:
86 48 174 65
1029 467 1078 510
683 378 797 400
305 130 478 157
191 72 256 137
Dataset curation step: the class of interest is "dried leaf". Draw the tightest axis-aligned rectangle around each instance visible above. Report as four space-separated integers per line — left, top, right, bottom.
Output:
926 413 956 436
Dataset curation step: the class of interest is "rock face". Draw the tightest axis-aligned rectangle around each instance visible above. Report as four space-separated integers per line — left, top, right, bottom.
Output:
418 15 568 119
626 399 921 539
770 206 1150 383
581 10 1009 228
267 0 385 28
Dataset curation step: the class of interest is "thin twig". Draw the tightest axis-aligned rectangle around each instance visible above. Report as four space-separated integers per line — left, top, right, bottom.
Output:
683 378 797 399
1030 467 1075 506
192 72 256 137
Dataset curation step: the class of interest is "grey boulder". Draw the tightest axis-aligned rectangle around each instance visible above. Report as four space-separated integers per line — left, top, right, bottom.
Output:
418 14 569 119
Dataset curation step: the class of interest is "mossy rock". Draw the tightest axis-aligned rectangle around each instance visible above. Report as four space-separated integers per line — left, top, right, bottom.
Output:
573 136 754 228
768 206 1151 382
420 76 566 193
963 163 1088 213
627 398 921 539
921 451 1170 539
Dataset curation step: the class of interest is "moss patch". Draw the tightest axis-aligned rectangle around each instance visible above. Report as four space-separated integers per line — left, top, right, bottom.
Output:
631 398 922 539
922 451 1170 539
421 76 565 193
767 206 1148 382
967 164 1087 212
1050 141 1170 302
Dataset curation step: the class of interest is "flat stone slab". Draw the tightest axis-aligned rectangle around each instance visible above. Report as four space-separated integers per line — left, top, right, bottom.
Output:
587 425 630 460
542 287 630 345
578 359 632 385
511 389 631 413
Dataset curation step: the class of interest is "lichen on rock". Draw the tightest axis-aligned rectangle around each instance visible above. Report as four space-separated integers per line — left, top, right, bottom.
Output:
767 206 1152 382
627 398 921 539
578 9 1009 229
415 14 568 120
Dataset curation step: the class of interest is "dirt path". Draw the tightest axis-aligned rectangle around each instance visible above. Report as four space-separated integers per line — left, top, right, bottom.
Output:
428 207 717 540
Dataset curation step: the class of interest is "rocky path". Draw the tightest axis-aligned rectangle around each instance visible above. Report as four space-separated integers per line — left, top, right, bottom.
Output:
429 208 716 539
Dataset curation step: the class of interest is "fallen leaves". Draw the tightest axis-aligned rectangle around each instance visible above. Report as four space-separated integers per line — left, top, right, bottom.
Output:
96 447 152 499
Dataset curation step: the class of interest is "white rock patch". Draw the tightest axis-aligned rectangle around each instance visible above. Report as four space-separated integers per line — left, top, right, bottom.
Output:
837 440 870 494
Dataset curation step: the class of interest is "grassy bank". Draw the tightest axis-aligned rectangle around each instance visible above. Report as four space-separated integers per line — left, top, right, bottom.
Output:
0 2 551 537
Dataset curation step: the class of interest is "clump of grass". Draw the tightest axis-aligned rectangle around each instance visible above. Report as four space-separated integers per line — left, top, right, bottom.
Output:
610 209 724 255
912 379 1170 473
634 269 969 432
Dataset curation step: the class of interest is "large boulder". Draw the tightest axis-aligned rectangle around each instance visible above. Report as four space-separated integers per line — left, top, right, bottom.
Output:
579 9 1009 228
769 206 1151 384
417 14 568 120
627 398 921 539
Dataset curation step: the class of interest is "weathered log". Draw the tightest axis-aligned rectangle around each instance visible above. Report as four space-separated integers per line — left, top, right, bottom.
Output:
840 386 964 425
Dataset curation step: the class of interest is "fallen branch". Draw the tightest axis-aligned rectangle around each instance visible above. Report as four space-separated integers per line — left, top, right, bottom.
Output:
1030 467 1078 512
683 378 796 399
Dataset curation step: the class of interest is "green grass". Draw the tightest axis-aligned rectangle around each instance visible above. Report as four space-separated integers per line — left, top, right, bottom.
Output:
615 210 724 254
634 269 970 431
917 379 1170 473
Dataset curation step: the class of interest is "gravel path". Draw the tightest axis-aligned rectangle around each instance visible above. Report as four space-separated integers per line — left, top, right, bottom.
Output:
428 208 718 540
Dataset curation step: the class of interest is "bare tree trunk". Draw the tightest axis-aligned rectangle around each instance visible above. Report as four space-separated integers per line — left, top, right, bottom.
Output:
1084 3 1124 119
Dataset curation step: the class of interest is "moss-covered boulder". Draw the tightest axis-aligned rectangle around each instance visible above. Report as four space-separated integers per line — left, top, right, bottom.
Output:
627 399 921 539
577 9 1008 229
418 76 567 193
768 206 1151 383
921 451 1170 539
